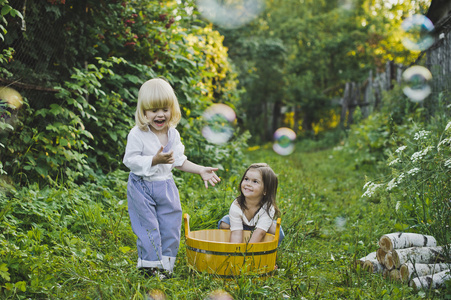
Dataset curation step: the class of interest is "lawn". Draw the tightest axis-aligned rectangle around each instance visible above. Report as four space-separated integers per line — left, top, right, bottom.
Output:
0 144 440 299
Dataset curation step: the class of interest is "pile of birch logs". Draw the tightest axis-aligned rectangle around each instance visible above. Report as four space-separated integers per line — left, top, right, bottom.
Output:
358 232 450 290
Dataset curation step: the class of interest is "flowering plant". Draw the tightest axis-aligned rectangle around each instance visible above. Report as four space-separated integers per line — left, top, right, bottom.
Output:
362 120 451 242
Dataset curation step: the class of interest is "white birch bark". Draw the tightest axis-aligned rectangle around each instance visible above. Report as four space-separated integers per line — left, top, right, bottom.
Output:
402 262 451 280
409 269 451 289
379 233 437 252
386 246 447 268
359 251 377 263
363 260 384 273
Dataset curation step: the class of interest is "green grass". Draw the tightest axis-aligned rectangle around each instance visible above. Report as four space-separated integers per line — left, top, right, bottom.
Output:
1 144 448 299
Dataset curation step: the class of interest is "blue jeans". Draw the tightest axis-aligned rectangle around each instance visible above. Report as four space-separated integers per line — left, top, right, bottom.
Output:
218 215 285 246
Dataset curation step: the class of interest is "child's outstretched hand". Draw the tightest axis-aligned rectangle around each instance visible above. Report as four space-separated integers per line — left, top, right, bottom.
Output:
200 167 220 188
152 146 174 166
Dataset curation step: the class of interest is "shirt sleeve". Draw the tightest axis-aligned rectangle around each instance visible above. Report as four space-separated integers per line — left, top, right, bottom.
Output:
172 129 187 167
229 201 244 232
123 128 159 177
254 206 275 232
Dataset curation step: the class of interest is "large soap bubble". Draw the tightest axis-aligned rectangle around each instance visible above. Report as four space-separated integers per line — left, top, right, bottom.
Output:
272 127 296 156
0 86 23 125
202 103 236 144
401 65 432 102
401 14 434 51
196 0 265 29
0 86 23 110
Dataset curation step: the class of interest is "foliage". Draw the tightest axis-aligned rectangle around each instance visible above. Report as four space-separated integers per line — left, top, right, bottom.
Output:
0 0 245 186
360 95 451 245
214 0 427 141
0 0 22 42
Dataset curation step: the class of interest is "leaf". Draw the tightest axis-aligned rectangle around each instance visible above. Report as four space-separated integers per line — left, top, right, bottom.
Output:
0 263 10 281
119 246 131 254
1 6 12 16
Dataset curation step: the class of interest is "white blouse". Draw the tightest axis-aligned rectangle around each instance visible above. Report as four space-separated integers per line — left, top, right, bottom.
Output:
123 126 187 181
229 200 275 232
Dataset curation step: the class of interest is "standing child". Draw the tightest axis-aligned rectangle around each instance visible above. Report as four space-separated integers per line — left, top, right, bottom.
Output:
123 78 220 278
218 163 284 245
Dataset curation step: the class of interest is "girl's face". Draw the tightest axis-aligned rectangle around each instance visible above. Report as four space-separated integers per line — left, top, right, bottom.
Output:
241 169 264 201
145 107 171 133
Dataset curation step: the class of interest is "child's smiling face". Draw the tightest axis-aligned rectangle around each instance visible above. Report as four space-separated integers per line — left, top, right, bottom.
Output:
145 107 171 132
241 169 265 201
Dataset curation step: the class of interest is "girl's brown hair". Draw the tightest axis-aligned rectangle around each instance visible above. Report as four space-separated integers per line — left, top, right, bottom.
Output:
236 163 280 218
135 77 182 131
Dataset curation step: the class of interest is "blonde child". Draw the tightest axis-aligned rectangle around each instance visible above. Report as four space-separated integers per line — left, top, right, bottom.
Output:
123 78 220 278
218 163 284 245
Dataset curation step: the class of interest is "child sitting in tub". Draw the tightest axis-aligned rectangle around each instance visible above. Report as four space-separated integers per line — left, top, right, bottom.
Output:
218 163 285 245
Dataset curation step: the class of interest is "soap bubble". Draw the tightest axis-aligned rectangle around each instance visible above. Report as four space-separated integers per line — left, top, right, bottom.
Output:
204 289 234 300
334 216 347 231
196 0 265 29
338 0 355 11
147 289 166 300
272 127 296 156
202 103 236 144
0 86 23 110
401 14 434 51
0 86 23 128
401 65 432 102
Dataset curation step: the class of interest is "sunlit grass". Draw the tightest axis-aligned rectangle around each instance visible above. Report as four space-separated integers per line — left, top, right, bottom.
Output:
0 144 444 299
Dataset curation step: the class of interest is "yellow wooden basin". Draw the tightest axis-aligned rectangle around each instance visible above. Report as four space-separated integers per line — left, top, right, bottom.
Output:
184 213 281 277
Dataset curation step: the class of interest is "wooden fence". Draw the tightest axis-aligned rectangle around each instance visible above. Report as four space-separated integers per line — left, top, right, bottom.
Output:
340 15 451 127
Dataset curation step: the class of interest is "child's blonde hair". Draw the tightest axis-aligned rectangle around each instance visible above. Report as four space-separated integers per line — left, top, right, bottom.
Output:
135 78 182 131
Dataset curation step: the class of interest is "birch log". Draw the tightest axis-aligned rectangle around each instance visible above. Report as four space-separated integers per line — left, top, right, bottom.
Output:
401 263 451 281
409 269 451 289
385 246 447 270
359 252 377 263
356 252 377 267
356 252 378 268
386 269 402 281
376 248 387 266
363 260 384 274
379 233 437 252
384 250 397 270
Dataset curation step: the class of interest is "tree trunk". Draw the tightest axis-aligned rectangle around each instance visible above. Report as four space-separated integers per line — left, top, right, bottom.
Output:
385 246 448 270
401 262 451 281
340 82 351 127
409 269 451 290
379 233 437 252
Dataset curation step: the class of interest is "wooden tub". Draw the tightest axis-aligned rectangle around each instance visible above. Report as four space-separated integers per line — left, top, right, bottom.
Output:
184 213 281 277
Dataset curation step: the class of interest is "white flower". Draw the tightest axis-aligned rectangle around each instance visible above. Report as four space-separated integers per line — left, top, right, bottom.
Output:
414 130 430 141
438 138 450 151
411 146 433 163
397 173 405 184
386 178 398 191
363 181 372 190
396 146 407 153
445 121 451 132
362 182 383 198
395 201 401 211
407 167 420 176
388 158 401 166
445 159 451 169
